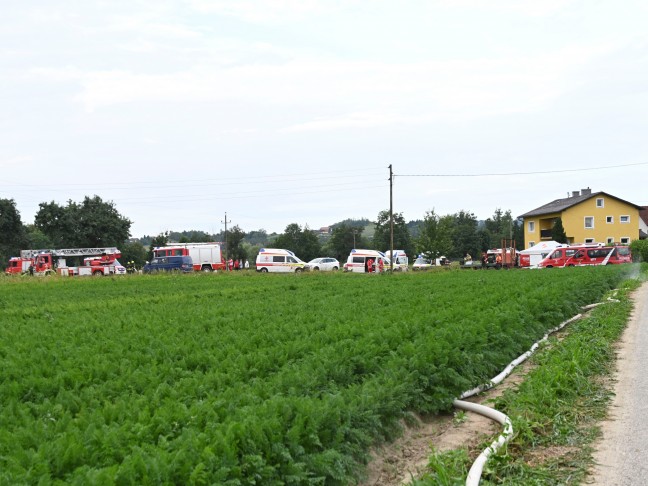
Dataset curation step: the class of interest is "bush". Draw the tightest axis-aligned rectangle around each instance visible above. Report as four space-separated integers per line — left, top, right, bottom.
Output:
630 239 648 262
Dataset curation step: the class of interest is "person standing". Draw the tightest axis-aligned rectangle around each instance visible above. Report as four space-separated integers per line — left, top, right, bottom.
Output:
367 258 374 273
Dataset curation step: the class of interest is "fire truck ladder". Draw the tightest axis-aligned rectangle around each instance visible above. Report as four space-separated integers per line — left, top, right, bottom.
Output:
20 248 120 259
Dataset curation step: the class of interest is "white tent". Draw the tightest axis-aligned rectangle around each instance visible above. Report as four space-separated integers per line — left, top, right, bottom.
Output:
518 241 564 267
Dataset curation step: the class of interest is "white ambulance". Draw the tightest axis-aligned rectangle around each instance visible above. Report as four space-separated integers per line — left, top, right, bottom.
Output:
383 249 409 271
343 249 391 273
256 248 306 273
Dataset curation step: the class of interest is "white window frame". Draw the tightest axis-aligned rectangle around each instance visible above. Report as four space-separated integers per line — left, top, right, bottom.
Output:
528 221 535 233
620 215 630 224
528 241 535 248
584 216 594 229
606 237 614 244
606 216 613 224
584 238 595 244
620 237 630 244
596 198 604 208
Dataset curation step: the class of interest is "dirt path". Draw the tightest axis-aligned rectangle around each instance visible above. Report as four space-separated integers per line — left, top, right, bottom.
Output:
589 282 648 485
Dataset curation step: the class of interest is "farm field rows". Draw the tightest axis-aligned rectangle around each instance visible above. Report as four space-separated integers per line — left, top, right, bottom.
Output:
0 267 631 484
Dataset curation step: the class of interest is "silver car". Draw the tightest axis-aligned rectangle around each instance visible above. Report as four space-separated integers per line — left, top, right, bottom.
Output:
305 257 340 271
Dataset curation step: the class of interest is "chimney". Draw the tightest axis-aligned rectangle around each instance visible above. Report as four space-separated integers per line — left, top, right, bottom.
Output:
581 188 592 196
572 190 580 197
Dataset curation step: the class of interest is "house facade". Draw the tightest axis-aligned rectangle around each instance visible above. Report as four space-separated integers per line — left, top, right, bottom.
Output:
519 188 642 248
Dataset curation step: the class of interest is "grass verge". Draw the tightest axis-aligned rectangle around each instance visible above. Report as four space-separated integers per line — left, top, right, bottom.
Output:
414 263 648 485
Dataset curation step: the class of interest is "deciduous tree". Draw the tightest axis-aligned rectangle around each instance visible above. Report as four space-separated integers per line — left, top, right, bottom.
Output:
416 210 454 260
273 224 321 261
0 199 27 269
373 210 414 258
35 196 131 248
451 210 480 259
324 224 368 262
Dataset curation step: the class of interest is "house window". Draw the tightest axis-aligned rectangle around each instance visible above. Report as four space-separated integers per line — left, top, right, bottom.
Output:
607 237 614 244
528 241 535 248
584 216 594 229
620 215 630 223
585 238 595 244
606 216 613 224
528 221 535 232
620 237 630 244
596 198 604 207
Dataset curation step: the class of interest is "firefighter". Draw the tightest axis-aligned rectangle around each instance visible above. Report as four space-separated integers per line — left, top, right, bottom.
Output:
28 264 34 276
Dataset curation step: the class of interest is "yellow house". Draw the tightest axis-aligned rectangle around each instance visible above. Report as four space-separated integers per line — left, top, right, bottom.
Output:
519 188 642 248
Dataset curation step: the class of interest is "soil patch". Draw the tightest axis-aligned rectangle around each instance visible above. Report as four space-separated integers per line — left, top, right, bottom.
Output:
362 363 531 485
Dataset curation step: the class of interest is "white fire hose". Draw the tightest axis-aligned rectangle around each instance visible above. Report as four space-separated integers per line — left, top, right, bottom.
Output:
454 293 619 485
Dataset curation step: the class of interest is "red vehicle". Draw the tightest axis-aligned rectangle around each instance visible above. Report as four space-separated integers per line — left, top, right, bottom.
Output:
5 257 34 275
565 245 631 266
153 243 225 272
6 247 124 276
538 244 631 268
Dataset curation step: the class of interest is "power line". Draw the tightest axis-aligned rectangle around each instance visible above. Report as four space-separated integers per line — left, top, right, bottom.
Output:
396 161 648 177
0 167 381 189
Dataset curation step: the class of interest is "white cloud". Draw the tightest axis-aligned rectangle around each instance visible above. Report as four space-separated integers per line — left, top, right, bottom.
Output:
435 0 577 17
186 0 344 24
27 41 613 126
0 155 33 169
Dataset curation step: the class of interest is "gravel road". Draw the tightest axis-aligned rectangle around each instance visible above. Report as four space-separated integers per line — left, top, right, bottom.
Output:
591 281 648 485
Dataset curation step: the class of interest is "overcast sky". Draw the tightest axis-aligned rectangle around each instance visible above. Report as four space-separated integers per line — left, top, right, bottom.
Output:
2 0 648 238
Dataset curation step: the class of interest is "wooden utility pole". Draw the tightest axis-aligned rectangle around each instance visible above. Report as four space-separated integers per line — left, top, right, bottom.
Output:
389 164 394 272
221 212 231 270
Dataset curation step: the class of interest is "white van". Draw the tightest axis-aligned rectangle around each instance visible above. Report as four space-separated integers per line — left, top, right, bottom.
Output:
384 249 409 272
343 249 391 273
256 248 306 273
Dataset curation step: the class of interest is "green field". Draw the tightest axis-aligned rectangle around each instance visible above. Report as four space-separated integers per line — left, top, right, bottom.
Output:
0 267 631 484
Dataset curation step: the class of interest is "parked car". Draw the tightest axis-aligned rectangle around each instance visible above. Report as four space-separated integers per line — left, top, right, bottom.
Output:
305 257 340 271
412 256 432 271
143 255 194 273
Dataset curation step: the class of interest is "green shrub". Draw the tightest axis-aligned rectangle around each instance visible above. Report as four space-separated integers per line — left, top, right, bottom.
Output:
630 239 648 262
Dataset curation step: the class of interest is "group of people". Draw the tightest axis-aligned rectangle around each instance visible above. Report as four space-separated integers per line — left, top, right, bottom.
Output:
227 259 249 271
366 257 385 273
465 252 503 268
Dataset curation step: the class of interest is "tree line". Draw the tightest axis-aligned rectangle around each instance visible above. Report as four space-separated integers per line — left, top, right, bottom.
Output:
0 196 525 269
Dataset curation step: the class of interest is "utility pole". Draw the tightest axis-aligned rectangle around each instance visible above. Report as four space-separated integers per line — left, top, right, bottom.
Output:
221 212 231 270
389 164 394 272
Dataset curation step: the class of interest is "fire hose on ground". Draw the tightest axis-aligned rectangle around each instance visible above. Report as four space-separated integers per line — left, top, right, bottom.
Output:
453 292 619 486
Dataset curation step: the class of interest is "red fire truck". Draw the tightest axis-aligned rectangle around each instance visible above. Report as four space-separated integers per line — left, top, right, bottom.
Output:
5 256 33 275
152 243 225 272
6 247 125 276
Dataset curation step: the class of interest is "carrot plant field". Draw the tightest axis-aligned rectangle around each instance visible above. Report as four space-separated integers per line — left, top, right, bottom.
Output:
0 267 631 484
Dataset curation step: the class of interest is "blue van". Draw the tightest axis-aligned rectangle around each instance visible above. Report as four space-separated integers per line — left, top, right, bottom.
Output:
143 255 194 273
